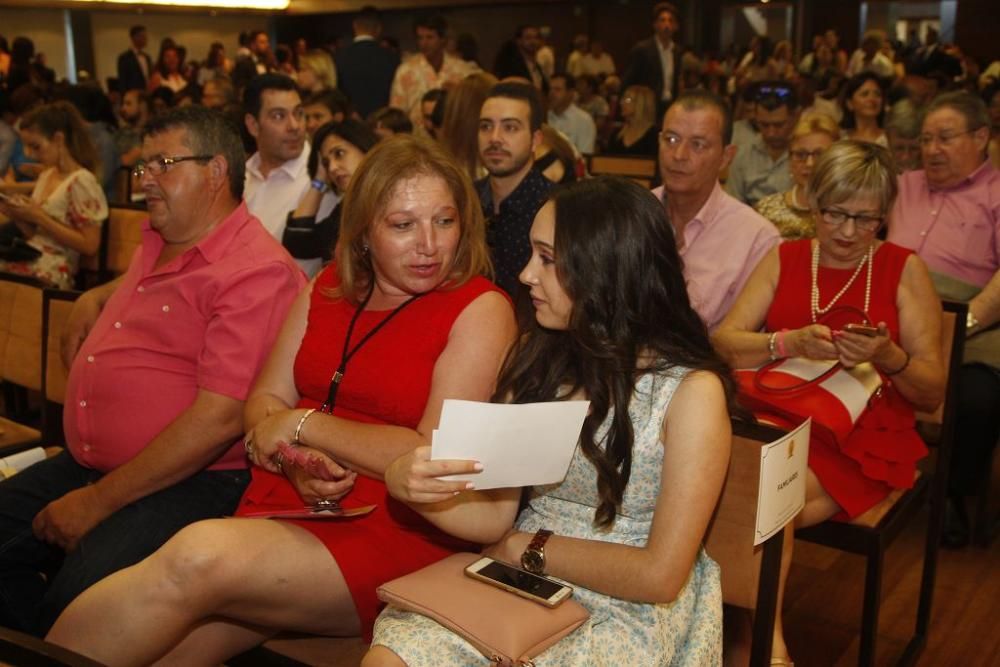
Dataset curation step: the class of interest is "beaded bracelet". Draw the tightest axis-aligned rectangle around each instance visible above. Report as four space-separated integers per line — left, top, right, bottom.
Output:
768 332 779 360
293 408 317 445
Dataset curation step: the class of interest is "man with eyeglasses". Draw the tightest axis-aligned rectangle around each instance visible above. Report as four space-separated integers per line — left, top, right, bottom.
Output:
654 90 779 331
889 90 1000 548
0 106 304 635
725 83 799 207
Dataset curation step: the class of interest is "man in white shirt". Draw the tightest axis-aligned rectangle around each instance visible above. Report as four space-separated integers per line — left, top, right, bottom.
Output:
390 14 476 130
242 74 310 246
547 72 596 155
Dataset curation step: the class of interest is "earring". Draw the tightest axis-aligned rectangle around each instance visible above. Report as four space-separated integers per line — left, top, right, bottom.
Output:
362 244 369 254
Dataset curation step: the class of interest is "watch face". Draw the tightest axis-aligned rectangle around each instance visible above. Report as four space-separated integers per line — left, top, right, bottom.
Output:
521 550 544 573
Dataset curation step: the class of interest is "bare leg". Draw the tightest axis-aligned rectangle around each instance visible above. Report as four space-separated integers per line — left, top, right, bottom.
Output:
153 618 274 667
770 468 840 663
47 518 361 667
363 645 407 667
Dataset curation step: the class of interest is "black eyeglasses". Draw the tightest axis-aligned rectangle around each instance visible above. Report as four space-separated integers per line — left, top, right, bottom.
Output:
755 84 794 102
819 208 884 231
132 155 214 178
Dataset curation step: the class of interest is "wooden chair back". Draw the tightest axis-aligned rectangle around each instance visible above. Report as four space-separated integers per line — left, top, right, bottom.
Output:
0 273 44 391
705 419 788 666
104 207 146 276
40 289 81 446
588 155 656 188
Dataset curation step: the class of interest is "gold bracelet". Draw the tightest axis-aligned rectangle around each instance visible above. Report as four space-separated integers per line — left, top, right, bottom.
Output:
293 408 317 445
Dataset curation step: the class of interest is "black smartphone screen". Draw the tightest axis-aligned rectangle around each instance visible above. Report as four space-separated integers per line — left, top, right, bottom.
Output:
477 560 565 599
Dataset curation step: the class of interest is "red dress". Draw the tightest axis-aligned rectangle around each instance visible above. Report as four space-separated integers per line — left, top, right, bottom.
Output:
235 266 502 635
765 239 927 519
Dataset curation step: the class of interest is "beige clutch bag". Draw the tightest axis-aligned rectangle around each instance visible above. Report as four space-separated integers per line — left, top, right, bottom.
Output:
377 552 590 667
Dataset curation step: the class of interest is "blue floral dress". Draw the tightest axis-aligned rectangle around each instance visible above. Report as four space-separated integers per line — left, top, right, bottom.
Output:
372 369 723 666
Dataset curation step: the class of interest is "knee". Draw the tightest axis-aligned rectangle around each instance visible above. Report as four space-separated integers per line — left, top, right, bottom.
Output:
362 646 406 667
146 520 238 600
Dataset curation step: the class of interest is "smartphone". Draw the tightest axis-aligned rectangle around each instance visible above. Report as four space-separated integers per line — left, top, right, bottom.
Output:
843 323 880 337
464 556 573 608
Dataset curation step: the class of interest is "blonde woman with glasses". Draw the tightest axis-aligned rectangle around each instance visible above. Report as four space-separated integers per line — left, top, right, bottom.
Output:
754 113 840 239
713 140 944 665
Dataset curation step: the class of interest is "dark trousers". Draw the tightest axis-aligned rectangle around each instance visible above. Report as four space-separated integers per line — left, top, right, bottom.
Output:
949 363 1000 495
0 450 248 635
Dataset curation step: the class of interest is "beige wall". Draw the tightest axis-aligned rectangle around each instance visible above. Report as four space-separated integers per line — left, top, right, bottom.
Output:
90 10 266 89
0 7 71 81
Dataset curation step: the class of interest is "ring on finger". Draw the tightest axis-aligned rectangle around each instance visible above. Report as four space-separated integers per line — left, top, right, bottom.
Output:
275 450 285 474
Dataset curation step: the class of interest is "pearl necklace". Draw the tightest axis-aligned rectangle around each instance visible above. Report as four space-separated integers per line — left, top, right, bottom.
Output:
811 242 873 322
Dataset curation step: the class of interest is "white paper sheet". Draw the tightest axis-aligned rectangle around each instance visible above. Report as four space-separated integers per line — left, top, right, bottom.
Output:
430 399 590 490
754 419 811 545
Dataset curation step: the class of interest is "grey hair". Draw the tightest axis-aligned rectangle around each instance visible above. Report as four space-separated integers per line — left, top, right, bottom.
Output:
924 90 990 133
885 98 923 139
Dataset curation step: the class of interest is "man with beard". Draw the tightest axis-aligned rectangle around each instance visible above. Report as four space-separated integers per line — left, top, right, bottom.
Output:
493 25 547 92
117 88 150 168
475 82 552 297
242 74 310 251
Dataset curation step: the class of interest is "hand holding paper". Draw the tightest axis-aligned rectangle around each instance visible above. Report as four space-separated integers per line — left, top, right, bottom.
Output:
430 399 590 490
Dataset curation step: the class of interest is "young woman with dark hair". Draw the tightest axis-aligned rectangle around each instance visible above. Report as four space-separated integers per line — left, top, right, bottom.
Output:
367 176 733 666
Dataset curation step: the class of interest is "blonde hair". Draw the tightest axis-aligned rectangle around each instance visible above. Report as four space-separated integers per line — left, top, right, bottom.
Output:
808 139 897 214
622 85 656 129
299 49 336 90
792 112 841 143
440 71 498 180
335 135 492 302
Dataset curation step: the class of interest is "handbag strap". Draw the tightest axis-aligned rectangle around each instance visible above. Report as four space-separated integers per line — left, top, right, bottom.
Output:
754 306 871 395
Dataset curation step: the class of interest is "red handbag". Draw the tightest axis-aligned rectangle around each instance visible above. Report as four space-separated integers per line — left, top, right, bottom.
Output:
735 308 884 449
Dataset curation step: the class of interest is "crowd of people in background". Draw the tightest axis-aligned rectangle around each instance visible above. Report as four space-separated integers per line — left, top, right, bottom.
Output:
0 2 997 665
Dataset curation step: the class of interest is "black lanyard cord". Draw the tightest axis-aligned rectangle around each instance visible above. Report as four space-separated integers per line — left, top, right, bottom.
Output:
320 284 423 413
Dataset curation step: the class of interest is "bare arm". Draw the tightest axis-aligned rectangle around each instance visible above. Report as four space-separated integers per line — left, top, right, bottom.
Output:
486 371 731 604
247 288 518 480
33 389 244 550
834 254 944 412
60 276 125 368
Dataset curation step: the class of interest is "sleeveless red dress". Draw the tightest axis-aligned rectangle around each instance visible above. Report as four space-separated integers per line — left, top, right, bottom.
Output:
235 266 502 635
765 239 927 519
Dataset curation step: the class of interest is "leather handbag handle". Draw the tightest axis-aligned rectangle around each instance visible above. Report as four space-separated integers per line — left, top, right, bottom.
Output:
753 306 871 395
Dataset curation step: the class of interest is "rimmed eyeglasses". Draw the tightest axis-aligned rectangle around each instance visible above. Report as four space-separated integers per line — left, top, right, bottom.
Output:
132 155 214 179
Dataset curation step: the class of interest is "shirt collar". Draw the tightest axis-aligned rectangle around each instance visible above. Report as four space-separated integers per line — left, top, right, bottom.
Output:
142 201 254 272
926 158 994 192
354 35 376 43
245 142 310 181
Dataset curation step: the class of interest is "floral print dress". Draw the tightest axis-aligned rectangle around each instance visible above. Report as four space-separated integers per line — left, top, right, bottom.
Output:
372 368 724 666
0 168 107 289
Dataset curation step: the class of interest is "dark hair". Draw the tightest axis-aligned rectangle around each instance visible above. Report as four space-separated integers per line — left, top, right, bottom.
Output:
550 71 575 90
485 82 544 132
303 88 351 118
142 106 247 198
21 101 100 175
243 73 298 118
205 42 226 69
515 24 538 39
414 13 447 38
11 37 34 66
150 86 175 109
652 1 679 22
62 83 117 126
308 118 378 179
368 106 413 134
355 6 381 33
840 72 885 130
494 177 733 528
755 80 799 112
421 88 445 105
129 25 146 39
670 89 733 145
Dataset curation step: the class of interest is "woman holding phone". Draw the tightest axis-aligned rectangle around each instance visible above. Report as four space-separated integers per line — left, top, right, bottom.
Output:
365 176 733 665
712 140 945 664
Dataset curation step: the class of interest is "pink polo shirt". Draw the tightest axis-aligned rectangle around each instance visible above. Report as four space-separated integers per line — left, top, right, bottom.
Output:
888 161 1000 288
65 202 305 473
654 182 780 330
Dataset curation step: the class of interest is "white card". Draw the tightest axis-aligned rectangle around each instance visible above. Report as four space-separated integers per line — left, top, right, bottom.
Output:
754 418 810 545
430 399 590 490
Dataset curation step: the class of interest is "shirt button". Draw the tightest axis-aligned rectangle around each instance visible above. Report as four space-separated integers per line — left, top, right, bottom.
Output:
162 305 170 313
86 355 95 363
137 286 145 292
920 231 927 236
114 321 122 329
79 400 87 407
